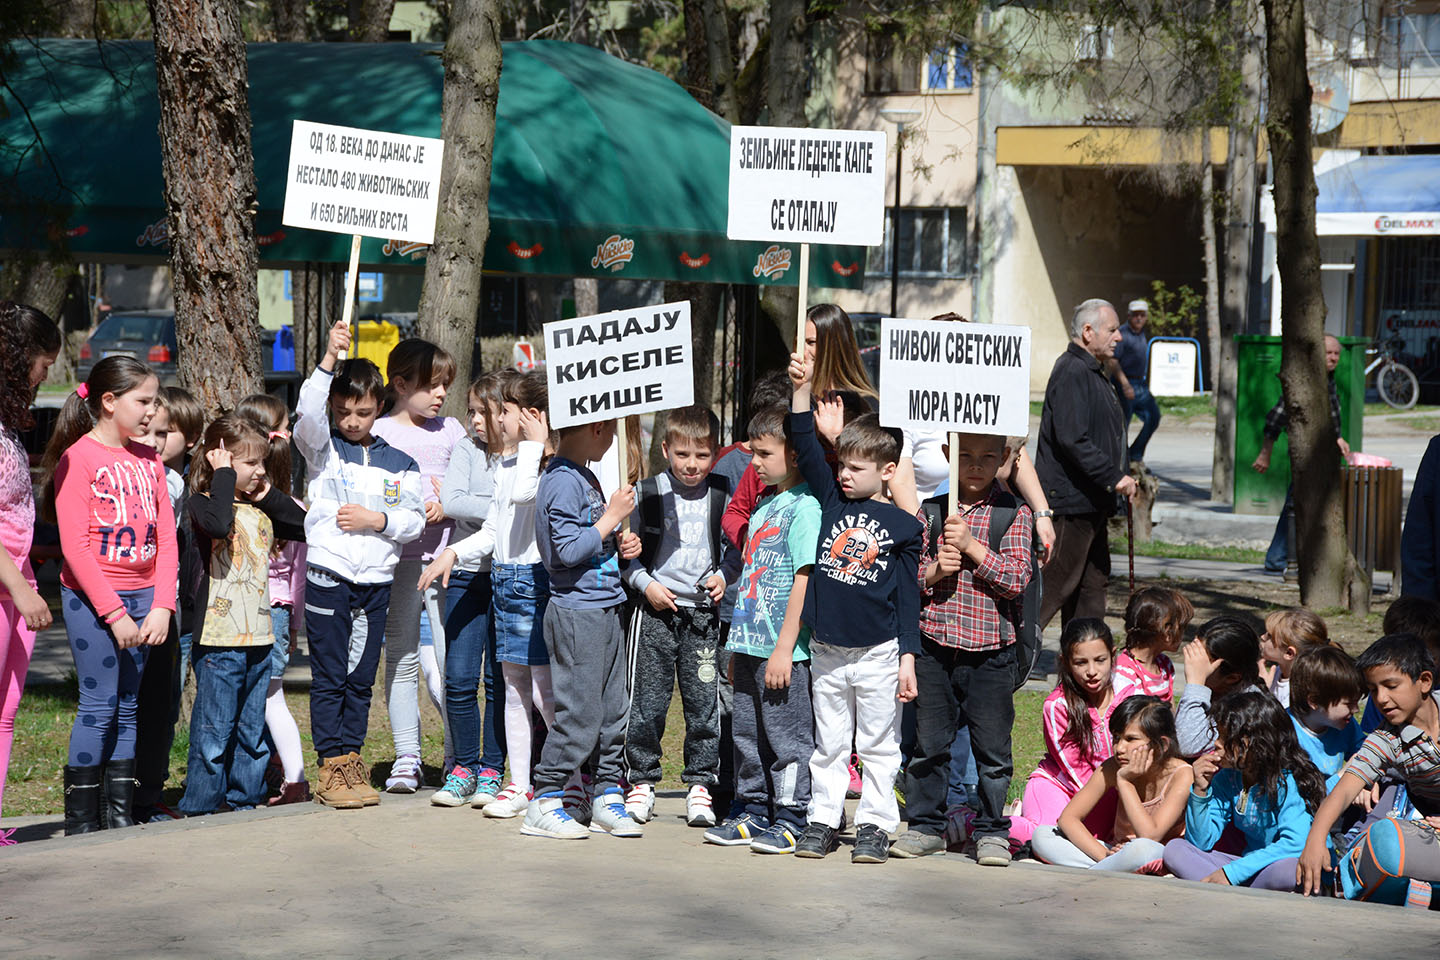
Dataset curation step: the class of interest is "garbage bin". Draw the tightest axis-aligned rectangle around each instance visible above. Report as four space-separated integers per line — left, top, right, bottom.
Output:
272 325 296 372
1233 335 1365 515
1343 464 1403 576
353 319 400 369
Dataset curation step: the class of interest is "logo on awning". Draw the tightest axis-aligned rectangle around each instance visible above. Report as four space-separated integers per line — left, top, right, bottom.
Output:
831 260 859 277
257 230 287 247
1374 215 1437 233
753 244 792 280
136 218 169 247
508 241 544 259
382 239 429 259
592 234 635 271
679 251 711 268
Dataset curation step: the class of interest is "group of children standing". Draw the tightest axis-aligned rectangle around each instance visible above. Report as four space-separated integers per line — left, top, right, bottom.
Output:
1 297 1438 908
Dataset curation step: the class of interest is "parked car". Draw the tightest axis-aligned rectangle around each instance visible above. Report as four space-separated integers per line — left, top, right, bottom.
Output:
77 312 299 403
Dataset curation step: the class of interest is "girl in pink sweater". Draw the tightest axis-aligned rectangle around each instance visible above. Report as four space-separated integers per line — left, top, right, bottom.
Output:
41 356 177 834
0 301 61 844
1010 619 1138 844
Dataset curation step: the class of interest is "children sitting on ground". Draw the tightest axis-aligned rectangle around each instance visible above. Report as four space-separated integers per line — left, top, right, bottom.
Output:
1031 695 1193 871
787 351 923 864
1113 587 1193 701
178 416 306 816
1300 634 1440 906
704 406 821 852
1010 619 1135 845
1163 690 1325 891
1176 616 1264 758
891 432 1034 863
623 405 739 829
522 416 641 840
1287 645 1365 793
1260 608 1330 708
294 321 425 809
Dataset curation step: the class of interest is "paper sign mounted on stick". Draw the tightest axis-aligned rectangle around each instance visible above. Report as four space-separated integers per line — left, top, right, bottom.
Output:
545 302 694 429
282 119 446 245
878 318 1032 438
726 125 887 247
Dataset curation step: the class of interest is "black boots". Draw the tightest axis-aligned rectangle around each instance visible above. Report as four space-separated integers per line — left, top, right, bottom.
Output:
63 765 102 835
102 758 138 829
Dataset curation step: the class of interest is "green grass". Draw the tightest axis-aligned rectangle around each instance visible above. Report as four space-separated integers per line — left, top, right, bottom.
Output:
1399 416 1440 433
1364 402 1440 417
1029 400 1043 417
1108 537 1265 565
1156 394 1215 420
37 381 78 395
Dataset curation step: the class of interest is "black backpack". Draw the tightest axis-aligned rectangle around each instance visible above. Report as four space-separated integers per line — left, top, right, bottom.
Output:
920 490 1043 691
634 473 733 587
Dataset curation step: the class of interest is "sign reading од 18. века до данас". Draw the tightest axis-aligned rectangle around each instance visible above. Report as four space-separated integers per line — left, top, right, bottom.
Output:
726 126 887 247
544 302 694 429
282 120 445 246
878 318 1032 438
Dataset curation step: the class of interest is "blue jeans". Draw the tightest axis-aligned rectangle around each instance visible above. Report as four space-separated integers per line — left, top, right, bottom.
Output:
947 725 981 809
179 644 272 814
1265 485 1294 572
1122 381 1162 462
444 567 505 773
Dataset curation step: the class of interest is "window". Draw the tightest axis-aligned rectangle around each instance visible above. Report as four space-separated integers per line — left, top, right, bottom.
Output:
1076 24 1115 61
1381 11 1440 65
865 29 922 94
869 207 968 278
923 45 973 92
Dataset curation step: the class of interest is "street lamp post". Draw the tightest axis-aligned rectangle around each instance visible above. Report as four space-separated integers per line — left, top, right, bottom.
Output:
879 108 920 318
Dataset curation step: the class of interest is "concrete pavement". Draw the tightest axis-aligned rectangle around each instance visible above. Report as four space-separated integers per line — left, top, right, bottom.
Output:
2 792 1433 959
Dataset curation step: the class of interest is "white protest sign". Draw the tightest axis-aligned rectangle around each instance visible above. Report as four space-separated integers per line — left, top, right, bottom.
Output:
282 120 445 245
726 125 887 246
1149 340 1198 397
545 301 693 429
878 318 1031 437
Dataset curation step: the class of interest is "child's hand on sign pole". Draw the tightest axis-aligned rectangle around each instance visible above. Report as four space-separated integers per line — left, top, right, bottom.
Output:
943 513 973 553
618 530 642 560
324 320 352 368
789 352 813 412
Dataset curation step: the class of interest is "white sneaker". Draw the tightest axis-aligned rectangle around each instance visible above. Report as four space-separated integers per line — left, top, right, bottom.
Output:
483 782 532 819
562 778 592 825
685 784 716 827
590 788 644 837
625 783 656 823
384 754 422 794
520 792 589 840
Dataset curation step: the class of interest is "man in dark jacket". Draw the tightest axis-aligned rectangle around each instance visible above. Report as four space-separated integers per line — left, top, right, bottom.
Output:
1034 298 1137 628
1402 435 1440 602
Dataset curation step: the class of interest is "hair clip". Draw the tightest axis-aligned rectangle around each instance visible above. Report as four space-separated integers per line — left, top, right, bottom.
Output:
269 430 289 441
76 383 89 400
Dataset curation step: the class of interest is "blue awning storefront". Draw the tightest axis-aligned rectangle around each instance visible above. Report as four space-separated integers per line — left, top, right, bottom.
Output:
1315 155 1440 236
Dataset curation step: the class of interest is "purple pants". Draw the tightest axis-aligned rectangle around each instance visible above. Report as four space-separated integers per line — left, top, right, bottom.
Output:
1163 838 1301 892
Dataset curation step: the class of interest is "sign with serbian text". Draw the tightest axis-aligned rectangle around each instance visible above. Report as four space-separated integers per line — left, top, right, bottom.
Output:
545 302 693 429
878 318 1031 437
282 120 445 245
726 126 886 246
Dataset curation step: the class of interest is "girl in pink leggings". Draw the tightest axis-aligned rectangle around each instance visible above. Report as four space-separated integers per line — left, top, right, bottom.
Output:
0 302 61 844
1011 619 1138 844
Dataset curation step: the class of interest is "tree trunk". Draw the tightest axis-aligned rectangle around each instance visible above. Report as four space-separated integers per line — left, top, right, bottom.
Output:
272 0 309 41
761 0 807 350
148 0 263 417
416 0 502 419
1261 0 1346 607
2 259 80 383
573 278 598 318
682 0 713 110
1213 5 1261 504
347 0 396 41
291 263 322 372
702 0 737 123
1200 139 1220 393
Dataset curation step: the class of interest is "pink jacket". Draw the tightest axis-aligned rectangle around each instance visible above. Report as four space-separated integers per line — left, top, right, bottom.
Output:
1031 679 1139 796
1113 650 1175 701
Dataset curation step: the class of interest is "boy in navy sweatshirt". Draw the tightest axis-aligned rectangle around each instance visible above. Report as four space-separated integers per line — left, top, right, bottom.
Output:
788 353 923 864
522 417 643 840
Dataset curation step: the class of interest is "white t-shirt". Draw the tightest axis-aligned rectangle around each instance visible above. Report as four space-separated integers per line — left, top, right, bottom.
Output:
902 428 950 500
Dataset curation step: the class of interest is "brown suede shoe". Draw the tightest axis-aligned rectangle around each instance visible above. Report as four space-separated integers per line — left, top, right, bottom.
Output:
345 753 381 806
314 757 364 809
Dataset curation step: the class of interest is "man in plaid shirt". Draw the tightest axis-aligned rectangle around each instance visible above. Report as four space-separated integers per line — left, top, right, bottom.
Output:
891 433 1034 865
1252 334 1349 572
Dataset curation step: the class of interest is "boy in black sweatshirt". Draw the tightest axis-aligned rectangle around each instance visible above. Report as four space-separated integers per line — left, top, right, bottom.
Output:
787 353 923 864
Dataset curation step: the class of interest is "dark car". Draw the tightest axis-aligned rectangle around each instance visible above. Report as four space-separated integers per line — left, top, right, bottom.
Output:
77 311 178 383
848 311 884 390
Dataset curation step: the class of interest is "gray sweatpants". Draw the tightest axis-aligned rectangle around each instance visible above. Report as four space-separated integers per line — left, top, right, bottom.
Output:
732 652 812 828
532 603 627 796
625 605 721 786
1030 826 1166 872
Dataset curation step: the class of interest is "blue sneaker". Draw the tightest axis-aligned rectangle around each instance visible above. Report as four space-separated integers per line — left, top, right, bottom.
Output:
431 765 478 807
704 811 771 846
749 820 799 854
470 767 504 808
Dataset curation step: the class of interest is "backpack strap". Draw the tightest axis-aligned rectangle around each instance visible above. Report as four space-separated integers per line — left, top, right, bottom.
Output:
706 473 729 572
637 476 664 564
920 494 947 560
986 490 1020 554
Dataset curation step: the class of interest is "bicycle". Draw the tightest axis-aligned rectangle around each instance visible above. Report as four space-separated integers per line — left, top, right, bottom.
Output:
1366 336 1420 410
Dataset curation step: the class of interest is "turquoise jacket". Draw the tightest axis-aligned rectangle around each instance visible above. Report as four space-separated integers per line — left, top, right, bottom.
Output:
1186 769 1314 885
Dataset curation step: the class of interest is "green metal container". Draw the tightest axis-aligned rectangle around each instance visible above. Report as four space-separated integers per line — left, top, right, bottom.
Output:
1232 335 1364 515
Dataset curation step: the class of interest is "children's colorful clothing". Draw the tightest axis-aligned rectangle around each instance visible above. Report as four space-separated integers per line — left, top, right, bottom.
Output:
1290 713 1366 792
1113 650 1174 701
371 414 467 562
727 484 821 661
1176 769 1313 885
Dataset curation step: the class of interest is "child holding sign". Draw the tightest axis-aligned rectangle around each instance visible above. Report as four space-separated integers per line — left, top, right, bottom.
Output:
788 352 923 864
522 418 642 840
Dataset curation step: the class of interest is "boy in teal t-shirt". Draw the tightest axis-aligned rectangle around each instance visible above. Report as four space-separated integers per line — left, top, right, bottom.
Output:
704 408 821 855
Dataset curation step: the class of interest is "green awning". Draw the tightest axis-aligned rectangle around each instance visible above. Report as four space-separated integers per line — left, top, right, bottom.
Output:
0 39 867 288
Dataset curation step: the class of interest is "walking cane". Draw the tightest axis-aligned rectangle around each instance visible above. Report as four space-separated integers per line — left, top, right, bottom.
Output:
1126 498 1136 595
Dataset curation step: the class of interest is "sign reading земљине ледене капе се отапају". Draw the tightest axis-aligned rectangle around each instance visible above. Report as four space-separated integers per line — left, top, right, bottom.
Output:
726 126 887 247
282 120 445 245
544 303 694 429
879 317 1032 438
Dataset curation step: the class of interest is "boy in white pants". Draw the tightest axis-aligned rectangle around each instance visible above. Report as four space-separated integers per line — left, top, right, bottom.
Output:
787 354 923 863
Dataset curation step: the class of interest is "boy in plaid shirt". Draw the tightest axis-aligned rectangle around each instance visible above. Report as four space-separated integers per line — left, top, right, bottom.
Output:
892 433 1033 865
